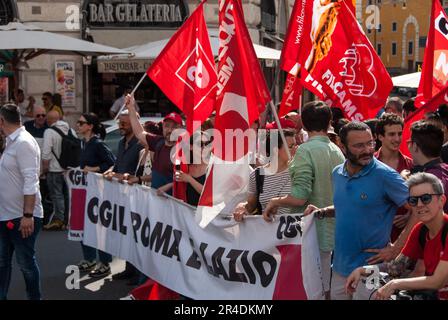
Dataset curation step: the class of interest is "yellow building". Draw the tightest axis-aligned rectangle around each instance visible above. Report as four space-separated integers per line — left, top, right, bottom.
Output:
357 0 448 76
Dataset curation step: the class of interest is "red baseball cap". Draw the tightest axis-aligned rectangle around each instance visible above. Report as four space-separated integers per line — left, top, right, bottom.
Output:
265 118 296 130
163 112 183 126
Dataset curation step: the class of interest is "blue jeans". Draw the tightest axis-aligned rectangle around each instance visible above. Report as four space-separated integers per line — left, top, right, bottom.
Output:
46 172 66 222
0 217 42 300
81 243 112 264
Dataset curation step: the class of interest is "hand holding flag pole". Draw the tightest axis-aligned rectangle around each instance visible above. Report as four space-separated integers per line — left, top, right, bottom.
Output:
113 73 147 121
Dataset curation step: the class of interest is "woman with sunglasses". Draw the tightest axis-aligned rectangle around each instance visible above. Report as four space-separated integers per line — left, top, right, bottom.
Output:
345 173 448 300
75 113 116 278
157 132 211 207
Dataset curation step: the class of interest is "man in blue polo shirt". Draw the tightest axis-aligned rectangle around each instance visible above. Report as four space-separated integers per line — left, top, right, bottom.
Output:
305 121 409 300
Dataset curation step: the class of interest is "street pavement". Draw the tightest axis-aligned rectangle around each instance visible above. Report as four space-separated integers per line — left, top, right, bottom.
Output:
8 228 132 300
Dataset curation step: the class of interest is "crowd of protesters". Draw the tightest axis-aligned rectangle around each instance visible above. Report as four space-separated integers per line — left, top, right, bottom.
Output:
1 90 448 300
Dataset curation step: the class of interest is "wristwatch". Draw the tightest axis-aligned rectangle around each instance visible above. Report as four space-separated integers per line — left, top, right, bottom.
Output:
23 213 33 218
315 208 326 220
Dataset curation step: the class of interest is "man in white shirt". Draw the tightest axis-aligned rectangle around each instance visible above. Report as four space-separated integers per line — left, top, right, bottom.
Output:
0 104 43 300
42 111 74 230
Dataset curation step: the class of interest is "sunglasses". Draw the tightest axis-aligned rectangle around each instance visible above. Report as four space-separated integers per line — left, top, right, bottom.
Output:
408 193 442 207
36 114 46 118
77 120 88 126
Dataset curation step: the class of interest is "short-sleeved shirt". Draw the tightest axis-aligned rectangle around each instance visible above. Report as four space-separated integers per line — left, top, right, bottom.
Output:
248 167 292 215
332 157 409 277
375 148 414 242
401 215 448 300
289 135 345 252
113 136 143 175
145 134 174 189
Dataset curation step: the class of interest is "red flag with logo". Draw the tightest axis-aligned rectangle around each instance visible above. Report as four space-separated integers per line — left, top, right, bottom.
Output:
196 0 270 227
415 0 448 107
400 85 448 157
281 0 391 121
147 2 217 133
279 73 303 117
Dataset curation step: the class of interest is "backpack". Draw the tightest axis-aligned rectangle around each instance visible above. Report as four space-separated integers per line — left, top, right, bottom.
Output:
418 220 448 251
50 126 82 169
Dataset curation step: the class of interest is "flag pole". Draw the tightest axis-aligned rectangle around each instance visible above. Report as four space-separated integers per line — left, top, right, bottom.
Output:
113 72 147 121
269 100 292 160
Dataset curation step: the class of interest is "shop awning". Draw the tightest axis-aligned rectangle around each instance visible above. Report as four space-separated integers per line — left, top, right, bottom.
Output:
97 32 281 73
392 72 421 88
0 22 130 58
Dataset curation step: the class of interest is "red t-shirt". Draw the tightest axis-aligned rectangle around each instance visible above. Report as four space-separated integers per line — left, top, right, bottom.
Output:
401 214 448 300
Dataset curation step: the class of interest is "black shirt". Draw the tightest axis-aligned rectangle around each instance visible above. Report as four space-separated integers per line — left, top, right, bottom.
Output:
186 174 206 207
79 136 116 173
113 136 143 175
24 120 48 138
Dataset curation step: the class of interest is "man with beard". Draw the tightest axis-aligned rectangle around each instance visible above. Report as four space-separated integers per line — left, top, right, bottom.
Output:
304 122 409 299
103 110 143 284
125 95 182 193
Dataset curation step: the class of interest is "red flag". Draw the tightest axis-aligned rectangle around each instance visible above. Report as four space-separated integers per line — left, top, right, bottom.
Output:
147 2 217 133
279 73 302 117
415 0 448 107
130 279 179 300
197 0 271 227
281 0 392 121
281 0 356 76
400 85 448 157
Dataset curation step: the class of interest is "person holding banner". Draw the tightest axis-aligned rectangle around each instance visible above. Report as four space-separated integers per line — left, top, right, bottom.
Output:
233 129 296 221
262 101 345 298
158 131 211 207
103 109 143 283
76 113 116 278
125 95 182 193
303 121 409 300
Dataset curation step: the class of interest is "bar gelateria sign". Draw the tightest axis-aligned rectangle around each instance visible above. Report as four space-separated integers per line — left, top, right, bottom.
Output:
84 0 189 28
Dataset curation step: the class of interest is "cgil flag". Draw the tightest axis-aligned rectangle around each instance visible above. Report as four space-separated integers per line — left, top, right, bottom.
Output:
281 0 391 121
415 0 448 107
196 0 271 228
146 1 217 133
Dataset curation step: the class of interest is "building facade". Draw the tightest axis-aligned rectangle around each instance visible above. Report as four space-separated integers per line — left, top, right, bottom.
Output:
357 0 448 76
1 0 293 124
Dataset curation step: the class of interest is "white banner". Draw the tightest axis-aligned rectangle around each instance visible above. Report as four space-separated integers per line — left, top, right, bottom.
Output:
64 170 88 241
80 172 323 300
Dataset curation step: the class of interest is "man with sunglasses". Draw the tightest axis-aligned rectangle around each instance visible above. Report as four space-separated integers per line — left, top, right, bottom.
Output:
345 172 448 300
23 106 48 150
304 121 409 299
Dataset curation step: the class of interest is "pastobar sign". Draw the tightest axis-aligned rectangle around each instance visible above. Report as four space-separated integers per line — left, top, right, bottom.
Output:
83 0 189 28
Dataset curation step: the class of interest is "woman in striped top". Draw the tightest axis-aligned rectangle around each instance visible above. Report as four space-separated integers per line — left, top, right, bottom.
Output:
234 129 297 221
